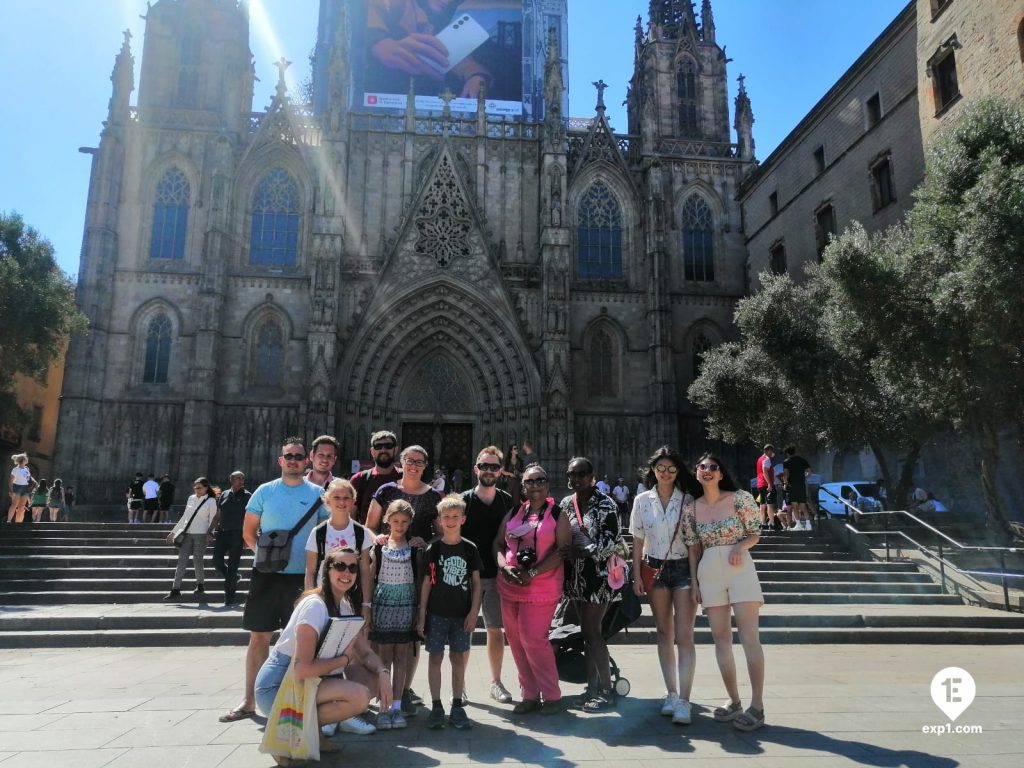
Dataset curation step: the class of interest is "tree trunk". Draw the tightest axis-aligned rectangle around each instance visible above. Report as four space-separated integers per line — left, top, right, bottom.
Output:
978 415 1012 540
894 441 921 512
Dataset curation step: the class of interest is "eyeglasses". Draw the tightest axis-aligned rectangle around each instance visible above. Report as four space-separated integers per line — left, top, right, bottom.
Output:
329 561 359 574
372 442 396 450
696 463 720 472
476 462 502 471
523 477 548 486
654 465 678 474
403 459 427 468
281 453 306 462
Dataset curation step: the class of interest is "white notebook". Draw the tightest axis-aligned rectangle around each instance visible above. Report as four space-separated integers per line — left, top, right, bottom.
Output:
316 616 365 675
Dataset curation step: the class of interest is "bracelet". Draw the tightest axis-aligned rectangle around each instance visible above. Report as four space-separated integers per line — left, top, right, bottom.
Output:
362 602 372 608
339 653 349 667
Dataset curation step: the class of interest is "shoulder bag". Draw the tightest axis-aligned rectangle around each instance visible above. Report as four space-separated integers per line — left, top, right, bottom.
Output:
638 496 686 592
173 496 211 547
255 498 324 573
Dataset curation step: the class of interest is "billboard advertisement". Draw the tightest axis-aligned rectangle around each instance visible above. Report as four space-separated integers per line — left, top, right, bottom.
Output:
348 1 533 119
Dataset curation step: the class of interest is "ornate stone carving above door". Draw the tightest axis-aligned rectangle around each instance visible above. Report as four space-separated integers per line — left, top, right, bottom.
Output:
401 354 474 413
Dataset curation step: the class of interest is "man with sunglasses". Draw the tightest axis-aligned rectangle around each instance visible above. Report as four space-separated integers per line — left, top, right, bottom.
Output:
219 436 329 724
460 446 515 705
350 430 402 525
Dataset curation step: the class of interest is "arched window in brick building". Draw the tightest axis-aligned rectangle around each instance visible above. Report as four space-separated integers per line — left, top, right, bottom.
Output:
253 320 285 388
143 314 173 384
250 168 300 266
692 332 713 382
682 194 715 282
577 182 623 279
588 326 618 397
150 168 190 260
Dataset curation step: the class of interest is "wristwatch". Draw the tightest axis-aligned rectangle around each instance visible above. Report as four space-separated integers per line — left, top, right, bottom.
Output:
528 567 538 579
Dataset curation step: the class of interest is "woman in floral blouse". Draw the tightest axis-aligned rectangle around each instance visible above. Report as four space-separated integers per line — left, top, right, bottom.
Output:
628 446 702 725
560 457 626 711
685 452 765 732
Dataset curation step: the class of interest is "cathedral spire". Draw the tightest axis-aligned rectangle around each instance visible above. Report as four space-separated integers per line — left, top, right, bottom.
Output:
648 0 697 40
734 74 755 162
701 0 716 43
107 28 134 124
543 26 565 138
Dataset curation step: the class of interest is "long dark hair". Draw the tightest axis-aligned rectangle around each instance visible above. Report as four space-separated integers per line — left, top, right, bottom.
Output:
300 546 362 618
692 452 739 498
642 446 701 496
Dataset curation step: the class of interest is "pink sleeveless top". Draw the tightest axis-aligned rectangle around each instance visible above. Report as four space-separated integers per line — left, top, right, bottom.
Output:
498 499 563 604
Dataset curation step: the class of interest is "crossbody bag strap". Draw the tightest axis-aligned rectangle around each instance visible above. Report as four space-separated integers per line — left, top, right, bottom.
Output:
180 496 210 534
289 497 324 537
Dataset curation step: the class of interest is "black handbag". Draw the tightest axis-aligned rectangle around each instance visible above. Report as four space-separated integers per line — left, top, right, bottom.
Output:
254 498 324 573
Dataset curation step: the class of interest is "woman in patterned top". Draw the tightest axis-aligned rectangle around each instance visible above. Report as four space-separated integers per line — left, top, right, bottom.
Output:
560 457 625 711
685 452 765 732
629 446 702 725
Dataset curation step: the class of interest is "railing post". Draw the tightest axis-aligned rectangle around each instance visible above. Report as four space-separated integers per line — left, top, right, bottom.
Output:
884 513 890 562
938 541 946 594
1000 552 1010 612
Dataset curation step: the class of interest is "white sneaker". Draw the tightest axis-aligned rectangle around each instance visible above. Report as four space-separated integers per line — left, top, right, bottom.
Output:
337 715 376 735
803 520 812 531
672 698 692 724
320 722 337 736
660 692 680 716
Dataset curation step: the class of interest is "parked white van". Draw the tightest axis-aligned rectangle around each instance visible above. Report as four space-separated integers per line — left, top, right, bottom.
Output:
817 481 883 518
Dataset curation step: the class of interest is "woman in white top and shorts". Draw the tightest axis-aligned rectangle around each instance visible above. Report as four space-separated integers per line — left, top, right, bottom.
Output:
685 452 765 732
629 446 702 725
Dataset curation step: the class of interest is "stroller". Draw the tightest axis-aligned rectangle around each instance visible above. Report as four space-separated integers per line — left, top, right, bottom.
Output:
548 581 642 697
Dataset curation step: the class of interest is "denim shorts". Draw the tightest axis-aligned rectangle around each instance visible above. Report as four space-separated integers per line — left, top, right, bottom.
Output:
11 484 30 498
424 613 471 654
254 648 292 717
644 556 692 590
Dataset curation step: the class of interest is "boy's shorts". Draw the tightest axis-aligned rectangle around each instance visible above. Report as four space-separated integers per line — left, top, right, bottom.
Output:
424 613 471 654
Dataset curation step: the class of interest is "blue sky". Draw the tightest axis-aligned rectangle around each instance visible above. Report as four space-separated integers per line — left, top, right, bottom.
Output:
1 0 907 278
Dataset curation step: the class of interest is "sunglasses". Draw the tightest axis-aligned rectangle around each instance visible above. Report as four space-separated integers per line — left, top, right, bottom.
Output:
654 465 678 474
281 453 306 462
372 442 396 450
403 459 427 468
566 470 591 478
696 463 720 472
476 462 502 471
329 561 359 573
523 477 548 486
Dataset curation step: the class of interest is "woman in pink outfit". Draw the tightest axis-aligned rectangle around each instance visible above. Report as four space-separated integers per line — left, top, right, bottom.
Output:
494 464 571 715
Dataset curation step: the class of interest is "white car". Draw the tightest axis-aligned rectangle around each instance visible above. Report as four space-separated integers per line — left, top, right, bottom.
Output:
817 481 882 518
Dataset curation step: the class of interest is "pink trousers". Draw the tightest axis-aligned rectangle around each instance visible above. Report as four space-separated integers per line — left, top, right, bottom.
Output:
501 598 561 702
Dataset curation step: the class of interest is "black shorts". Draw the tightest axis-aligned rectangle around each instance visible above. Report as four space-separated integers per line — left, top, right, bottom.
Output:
144 498 159 512
756 487 777 506
129 499 144 510
787 484 808 504
242 570 305 633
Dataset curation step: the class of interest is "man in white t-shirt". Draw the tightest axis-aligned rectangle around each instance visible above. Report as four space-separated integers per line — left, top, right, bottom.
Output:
142 474 160 523
612 477 630 525
596 475 611 495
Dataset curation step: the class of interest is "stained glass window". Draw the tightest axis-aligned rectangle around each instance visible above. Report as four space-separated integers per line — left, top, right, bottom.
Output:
682 195 714 282
677 60 698 137
254 321 284 388
589 328 617 397
150 168 190 260
143 314 172 384
693 333 712 382
577 183 623 279
250 168 300 266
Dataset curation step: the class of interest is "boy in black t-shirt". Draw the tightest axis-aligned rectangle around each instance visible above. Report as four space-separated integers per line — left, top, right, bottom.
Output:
417 494 482 731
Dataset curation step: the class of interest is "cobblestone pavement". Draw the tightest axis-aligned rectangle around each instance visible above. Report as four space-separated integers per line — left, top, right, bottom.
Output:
0 644 1018 767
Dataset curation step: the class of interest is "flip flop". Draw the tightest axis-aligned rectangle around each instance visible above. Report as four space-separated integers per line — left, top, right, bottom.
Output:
218 707 256 723
733 706 765 732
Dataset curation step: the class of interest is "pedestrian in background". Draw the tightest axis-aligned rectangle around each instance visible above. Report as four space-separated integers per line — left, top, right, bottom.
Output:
46 478 65 522
214 471 251 606
30 478 49 523
7 453 34 524
165 477 218 601
158 475 175 523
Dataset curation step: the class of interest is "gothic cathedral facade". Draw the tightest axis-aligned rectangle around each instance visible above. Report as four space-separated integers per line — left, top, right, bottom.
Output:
58 0 756 500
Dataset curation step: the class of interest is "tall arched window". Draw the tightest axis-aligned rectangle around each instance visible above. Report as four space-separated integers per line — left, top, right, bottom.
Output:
677 60 698 137
692 332 712 382
589 327 617 397
577 182 623 279
143 314 172 384
253 320 284 388
250 168 300 266
682 194 715 282
150 168 190 260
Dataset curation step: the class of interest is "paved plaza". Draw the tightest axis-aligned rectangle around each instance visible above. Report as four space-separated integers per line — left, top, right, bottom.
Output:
0 642 1018 768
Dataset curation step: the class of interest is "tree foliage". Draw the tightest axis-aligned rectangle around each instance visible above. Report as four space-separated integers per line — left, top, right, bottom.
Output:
690 98 1024 533
0 211 87 428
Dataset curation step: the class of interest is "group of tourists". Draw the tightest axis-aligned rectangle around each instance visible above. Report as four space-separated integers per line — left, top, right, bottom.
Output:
6 453 72 523
126 472 175 523
167 430 769 765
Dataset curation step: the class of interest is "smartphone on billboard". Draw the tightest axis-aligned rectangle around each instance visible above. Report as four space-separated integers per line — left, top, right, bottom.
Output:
420 14 490 77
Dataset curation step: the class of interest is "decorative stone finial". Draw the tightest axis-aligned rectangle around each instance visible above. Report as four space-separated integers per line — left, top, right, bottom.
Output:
593 79 608 112
274 56 291 99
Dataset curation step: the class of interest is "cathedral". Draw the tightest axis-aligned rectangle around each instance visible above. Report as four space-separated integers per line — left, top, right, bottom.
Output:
57 0 756 501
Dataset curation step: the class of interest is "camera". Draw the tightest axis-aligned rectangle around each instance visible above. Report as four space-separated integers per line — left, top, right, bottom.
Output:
516 548 537 569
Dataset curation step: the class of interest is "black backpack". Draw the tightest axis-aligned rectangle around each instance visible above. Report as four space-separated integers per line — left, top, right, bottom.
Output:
313 519 367 575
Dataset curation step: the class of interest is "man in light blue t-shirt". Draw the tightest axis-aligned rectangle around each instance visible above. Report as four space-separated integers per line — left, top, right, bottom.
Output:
219 436 327 724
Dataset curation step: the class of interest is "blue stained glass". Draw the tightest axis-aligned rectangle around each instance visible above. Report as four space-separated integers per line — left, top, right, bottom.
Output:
250 168 300 266
150 168 190 260
577 182 623 279
143 314 172 384
681 195 715 282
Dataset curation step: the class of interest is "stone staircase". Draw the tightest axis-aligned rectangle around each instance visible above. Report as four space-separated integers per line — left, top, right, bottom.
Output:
1 522 1022 647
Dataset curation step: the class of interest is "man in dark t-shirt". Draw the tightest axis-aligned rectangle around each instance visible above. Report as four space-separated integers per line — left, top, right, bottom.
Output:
127 473 145 525
158 476 175 523
782 446 812 531
350 429 402 524
213 471 251 605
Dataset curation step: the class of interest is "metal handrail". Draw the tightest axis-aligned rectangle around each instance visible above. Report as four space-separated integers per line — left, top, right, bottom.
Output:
818 487 1023 612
